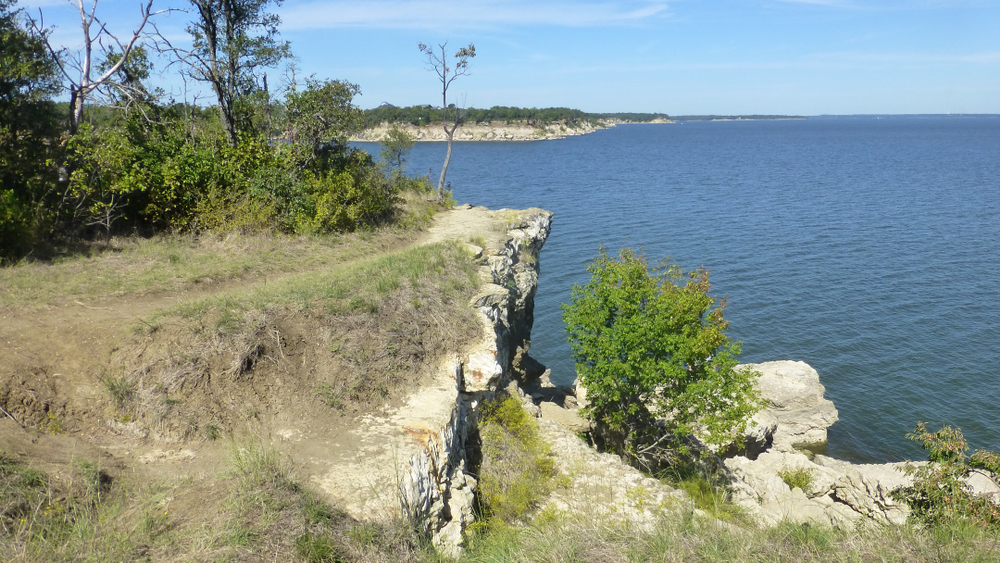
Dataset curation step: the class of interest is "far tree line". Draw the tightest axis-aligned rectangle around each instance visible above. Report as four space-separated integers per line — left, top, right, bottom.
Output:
364 105 672 128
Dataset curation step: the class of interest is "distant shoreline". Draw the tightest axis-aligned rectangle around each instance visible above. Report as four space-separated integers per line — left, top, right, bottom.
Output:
352 119 661 143
672 116 807 122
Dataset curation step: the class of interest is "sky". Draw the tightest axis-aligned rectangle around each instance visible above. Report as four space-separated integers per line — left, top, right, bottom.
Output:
18 0 1000 115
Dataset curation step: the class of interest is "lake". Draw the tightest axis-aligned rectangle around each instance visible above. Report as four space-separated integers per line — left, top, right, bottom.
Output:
360 116 1000 463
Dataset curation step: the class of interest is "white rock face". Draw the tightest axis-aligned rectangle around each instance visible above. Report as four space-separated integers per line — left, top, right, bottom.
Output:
398 207 553 555
351 120 608 143
724 361 916 528
747 360 839 452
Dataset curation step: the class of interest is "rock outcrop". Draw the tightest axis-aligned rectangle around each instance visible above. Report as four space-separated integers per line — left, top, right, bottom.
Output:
312 206 551 557
736 361 839 458
538 417 689 528
724 360 914 527
352 120 607 142
397 207 552 554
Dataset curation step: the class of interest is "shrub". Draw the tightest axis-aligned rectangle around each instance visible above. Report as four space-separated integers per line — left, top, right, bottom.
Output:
562 247 760 467
779 467 814 491
476 393 555 525
893 422 1000 528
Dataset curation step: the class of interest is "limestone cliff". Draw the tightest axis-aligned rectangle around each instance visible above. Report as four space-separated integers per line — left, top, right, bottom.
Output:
312 206 552 556
351 120 607 142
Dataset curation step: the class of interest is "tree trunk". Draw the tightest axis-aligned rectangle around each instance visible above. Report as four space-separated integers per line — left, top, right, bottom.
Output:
438 122 456 197
69 89 83 134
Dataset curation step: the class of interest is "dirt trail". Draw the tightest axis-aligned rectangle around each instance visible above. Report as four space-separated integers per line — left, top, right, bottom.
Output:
0 205 504 500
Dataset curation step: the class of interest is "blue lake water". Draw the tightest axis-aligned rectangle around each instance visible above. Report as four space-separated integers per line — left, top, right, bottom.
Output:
360 116 1000 463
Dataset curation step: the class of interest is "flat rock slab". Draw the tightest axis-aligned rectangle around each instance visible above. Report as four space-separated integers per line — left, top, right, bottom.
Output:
539 418 688 528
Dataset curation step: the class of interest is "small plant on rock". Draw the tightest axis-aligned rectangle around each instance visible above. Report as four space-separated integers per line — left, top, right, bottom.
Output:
778 467 814 491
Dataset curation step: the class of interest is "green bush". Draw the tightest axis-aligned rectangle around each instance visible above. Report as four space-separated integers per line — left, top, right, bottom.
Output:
0 190 34 262
562 247 760 467
893 422 1000 528
779 467 815 491
475 393 555 525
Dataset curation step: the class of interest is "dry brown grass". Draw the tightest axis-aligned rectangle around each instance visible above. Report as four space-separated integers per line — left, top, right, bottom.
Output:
102 241 481 441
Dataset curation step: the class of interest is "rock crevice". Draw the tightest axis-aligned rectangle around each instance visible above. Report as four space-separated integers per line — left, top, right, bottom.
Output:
396 207 553 554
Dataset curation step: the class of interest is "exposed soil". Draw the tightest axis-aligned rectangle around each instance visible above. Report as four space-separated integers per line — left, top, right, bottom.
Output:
0 206 502 542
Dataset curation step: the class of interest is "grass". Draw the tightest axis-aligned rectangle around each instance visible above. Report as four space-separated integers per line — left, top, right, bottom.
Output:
95 239 482 438
473 393 556 531
5 437 1000 563
147 240 478 329
0 449 172 562
315 383 345 410
0 230 418 309
458 506 1000 563
779 466 815 491
216 438 430 563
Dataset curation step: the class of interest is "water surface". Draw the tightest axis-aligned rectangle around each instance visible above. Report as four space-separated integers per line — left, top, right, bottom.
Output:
363 116 1000 462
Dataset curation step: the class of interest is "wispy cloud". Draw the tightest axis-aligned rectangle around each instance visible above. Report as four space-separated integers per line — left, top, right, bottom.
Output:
279 0 669 30
773 0 853 6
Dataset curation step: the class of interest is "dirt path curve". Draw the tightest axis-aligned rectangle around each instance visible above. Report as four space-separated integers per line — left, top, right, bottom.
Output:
0 205 504 479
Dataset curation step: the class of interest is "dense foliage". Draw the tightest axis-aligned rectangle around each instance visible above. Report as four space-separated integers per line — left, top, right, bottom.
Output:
0 0 61 258
364 105 601 127
893 422 1000 528
364 106 672 127
562 248 760 467
0 0 425 263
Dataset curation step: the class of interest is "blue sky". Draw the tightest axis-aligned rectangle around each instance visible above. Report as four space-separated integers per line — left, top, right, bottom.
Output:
20 0 1000 114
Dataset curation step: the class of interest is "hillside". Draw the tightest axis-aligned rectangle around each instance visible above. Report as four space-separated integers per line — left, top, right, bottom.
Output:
0 206 547 561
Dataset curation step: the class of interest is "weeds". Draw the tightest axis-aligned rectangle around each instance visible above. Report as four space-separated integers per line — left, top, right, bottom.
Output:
296 531 346 563
779 467 815 491
101 372 136 410
655 460 747 523
315 383 345 410
474 393 556 530
0 451 171 562
205 421 222 441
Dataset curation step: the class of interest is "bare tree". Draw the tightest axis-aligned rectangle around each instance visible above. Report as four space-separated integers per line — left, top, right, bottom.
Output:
418 41 475 197
34 0 160 134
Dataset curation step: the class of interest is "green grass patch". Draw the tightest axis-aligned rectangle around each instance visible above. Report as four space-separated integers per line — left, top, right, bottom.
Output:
146 241 477 330
473 393 556 532
0 231 415 309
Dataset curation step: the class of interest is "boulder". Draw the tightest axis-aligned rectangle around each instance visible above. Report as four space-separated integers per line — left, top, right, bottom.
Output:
743 361 839 452
813 455 912 525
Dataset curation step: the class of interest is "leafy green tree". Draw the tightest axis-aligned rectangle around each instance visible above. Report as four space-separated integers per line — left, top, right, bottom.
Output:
175 0 290 146
284 78 362 171
418 41 475 197
562 248 760 467
379 124 415 174
0 0 61 260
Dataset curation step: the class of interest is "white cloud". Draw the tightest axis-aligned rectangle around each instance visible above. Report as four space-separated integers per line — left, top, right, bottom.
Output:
279 0 669 30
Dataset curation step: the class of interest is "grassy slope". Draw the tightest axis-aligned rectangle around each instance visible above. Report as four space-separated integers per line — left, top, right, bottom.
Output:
3 205 1000 562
